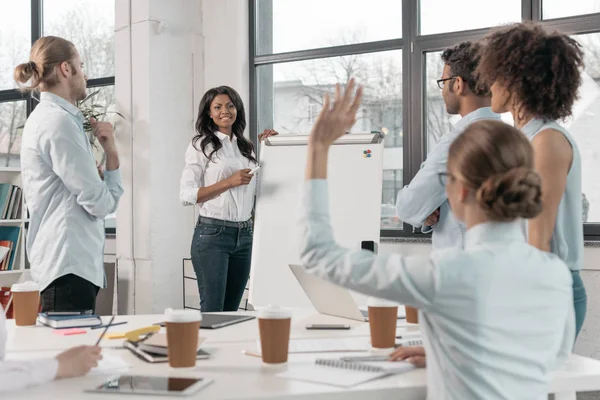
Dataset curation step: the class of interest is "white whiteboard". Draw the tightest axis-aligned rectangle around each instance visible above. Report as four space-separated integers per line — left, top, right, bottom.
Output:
249 134 384 308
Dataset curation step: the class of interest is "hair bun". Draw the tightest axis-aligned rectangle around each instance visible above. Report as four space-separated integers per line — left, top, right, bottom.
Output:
476 167 542 221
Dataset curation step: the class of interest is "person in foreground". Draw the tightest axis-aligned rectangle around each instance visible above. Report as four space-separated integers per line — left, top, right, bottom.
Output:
15 36 124 312
0 305 101 393
395 41 500 249
180 85 277 312
300 80 574 399
477 22 587 337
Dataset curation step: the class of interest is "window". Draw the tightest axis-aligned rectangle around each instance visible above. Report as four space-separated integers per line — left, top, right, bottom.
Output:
43 0 115 79
0 2 31 90
542 0 600 20
255 0 402 55
564 33 600 223
419 0 521 35
0 0 116 232
252 1 600 239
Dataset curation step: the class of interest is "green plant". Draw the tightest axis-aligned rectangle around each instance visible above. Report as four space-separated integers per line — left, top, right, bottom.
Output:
77 89 124 151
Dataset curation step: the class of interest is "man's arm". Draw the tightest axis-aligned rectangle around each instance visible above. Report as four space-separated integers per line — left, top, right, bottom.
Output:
41 118 122 219
395 136 451 227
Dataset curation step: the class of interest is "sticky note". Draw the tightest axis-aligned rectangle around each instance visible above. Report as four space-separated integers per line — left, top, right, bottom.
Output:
54 328 86 336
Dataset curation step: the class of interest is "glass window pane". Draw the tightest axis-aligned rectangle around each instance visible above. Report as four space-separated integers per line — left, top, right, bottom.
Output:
0 2 31 90
0 101 27 168
256 50 403 230
43 0 115 78
543 0 600 19
567 33 600 223
425 51 512 153
256 0 402 55
80 85 117 165
419 0 520 35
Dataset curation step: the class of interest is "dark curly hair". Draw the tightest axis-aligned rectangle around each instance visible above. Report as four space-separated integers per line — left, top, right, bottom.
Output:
441 41 489 96
193 86 257 164
477 21 584 121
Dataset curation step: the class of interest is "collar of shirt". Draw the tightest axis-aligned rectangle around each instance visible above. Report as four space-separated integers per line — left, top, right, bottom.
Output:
520 118 548 139
453 107 500 132
215 131 237 142
464 220 525 250
39 91 85 125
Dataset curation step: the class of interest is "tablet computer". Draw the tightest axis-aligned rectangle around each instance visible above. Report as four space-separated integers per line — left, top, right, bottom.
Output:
87 375 213 396
157 313 255 329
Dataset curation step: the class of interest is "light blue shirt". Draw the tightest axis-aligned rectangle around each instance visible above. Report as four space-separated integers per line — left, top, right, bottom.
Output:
300 180 573 400
395 107 501 249
21 92 124 290
521 118 583 272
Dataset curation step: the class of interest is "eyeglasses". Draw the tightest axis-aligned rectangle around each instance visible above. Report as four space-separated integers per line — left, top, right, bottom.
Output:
437 172 454 186
436 76 458 89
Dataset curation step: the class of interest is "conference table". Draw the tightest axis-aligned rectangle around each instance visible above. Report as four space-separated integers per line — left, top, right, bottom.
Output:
5 308 600 399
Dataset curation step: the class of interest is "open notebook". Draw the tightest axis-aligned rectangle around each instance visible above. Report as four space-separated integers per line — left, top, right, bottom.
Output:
277 358 415 387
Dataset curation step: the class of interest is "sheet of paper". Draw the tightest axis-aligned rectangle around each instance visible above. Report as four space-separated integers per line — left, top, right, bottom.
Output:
277 365 387 387
90 352 131 376
0 246 10 263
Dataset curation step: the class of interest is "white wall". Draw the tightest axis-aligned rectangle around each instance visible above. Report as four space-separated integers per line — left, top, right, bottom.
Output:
380 241 600 360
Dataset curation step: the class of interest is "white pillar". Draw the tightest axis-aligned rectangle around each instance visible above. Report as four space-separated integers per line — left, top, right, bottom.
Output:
114 0 249 314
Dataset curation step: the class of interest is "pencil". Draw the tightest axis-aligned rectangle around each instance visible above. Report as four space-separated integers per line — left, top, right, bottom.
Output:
95 316 115 346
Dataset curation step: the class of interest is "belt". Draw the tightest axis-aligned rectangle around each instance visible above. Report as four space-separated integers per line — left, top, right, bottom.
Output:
199 216 253 229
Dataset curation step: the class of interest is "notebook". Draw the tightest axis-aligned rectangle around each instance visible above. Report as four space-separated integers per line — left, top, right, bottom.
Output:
123 340 210 363
38 313 102 329
277 358 414 387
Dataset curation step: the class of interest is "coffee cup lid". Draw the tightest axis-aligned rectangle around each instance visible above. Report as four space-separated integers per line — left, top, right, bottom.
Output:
11 281 40 292
367 296 398 308
258 305 292 319
164 308 202 323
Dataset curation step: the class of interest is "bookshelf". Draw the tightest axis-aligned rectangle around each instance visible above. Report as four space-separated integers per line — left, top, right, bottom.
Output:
0 168 28 287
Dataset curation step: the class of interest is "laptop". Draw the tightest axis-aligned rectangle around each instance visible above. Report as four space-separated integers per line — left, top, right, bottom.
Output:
289 264 369 322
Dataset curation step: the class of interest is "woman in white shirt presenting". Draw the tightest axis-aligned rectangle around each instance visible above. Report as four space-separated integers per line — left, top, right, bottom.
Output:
299 80 573 399
180 86 276 312
0 305 101 393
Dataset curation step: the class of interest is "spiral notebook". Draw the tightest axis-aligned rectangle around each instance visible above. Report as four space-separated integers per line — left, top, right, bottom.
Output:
277 358 414 387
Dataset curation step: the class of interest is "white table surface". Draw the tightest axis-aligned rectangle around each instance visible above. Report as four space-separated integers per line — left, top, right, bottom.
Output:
5 309 600 400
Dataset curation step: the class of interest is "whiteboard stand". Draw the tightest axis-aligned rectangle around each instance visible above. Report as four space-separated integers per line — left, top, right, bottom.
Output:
249 133 384 308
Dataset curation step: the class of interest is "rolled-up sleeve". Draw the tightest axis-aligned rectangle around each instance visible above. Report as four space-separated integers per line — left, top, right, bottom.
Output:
299 179 439 308
0 306 58 393
180 143 206 206
395 134 452 227
41 120 123 219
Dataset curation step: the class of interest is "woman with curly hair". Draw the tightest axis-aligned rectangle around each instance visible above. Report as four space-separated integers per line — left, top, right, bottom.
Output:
477 22 587 337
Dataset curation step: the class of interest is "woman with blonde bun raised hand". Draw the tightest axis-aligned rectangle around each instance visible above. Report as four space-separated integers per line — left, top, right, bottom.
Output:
299 80 573 399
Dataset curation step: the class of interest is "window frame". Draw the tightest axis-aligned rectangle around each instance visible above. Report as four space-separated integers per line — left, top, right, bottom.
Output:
250 0 600 240
0 0 116 234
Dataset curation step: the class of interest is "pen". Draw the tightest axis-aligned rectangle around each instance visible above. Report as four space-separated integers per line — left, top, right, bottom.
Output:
242 350 261 358
91 321 127 330
95 316 115 346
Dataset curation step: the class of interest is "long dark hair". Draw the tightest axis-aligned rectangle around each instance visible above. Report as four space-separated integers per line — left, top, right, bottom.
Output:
192 86 257 164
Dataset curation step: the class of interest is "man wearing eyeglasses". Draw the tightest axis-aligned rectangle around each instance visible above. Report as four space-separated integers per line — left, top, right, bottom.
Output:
395 41 501 249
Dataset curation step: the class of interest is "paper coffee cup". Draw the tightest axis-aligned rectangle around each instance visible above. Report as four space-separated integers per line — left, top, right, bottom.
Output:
367 297 398 350
405 306 419 324
164 308 202 368
258 306 292 365
11 281 40 326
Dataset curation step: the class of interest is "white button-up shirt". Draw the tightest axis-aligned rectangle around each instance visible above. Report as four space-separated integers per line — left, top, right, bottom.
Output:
0 306 57 392
180 132 257 222
395 107 501 249
21 92 124 290
300 180 574 400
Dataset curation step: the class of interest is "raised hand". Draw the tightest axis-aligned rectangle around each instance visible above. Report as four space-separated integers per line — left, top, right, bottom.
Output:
226 169 253 188
90 117 117 154
258 129 279 142
308 78 363 150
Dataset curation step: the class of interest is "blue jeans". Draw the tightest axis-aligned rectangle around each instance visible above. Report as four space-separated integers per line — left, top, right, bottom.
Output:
191 218 253 312
572 270 587 338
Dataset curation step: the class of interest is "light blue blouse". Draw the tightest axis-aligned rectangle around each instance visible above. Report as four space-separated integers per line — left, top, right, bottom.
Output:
521 118 583 272
300 179 573 400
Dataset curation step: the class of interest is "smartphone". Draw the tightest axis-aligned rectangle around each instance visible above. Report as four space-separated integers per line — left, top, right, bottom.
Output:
305 324 351 330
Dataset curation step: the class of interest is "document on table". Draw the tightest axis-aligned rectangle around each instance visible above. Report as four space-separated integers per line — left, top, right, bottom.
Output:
89 352 131 375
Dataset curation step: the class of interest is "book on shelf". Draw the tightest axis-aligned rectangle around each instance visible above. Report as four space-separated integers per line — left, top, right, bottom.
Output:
0 184 22 220
0 227 20 271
